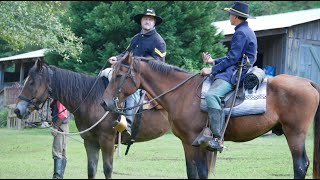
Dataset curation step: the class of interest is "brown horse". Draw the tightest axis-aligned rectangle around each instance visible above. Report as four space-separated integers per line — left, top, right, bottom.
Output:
101 53 320 179
14 59 170 179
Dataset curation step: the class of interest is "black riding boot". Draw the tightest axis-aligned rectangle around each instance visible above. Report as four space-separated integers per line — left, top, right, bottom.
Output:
53 159 64 179
61 159 67 178
206 108 225 152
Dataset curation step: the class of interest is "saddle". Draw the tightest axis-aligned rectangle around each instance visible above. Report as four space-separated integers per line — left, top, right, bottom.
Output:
200 66 267 117
100 68 163 110
223 86 245 108
143 92 163 110
193 68 268 147
113 90 163 150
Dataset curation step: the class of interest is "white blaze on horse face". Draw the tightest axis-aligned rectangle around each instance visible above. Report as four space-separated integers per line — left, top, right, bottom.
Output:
24 76 30 86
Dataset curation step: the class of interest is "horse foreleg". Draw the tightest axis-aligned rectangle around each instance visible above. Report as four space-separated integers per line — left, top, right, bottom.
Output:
182 143 210 179
100 135 116 179
84 140 100 179
182 143 199 179
285 132 309 179
194 148 210 179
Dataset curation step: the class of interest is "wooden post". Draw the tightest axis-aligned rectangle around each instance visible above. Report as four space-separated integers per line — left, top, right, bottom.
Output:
0 64 3 90
19 62 24 85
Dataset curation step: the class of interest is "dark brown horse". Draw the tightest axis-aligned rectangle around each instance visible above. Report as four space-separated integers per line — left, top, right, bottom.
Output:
14 59 170 179
101 53 320 179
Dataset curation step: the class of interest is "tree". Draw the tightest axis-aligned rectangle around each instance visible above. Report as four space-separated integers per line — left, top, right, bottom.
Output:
0 1 83 61
214 1 320 21
47 1 227 74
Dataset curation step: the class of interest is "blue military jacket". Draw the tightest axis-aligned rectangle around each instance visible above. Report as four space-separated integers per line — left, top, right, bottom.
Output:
212 21 257 85
118 28 166 61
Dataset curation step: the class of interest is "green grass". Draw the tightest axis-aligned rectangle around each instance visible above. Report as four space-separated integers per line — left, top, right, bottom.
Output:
0 121 315 179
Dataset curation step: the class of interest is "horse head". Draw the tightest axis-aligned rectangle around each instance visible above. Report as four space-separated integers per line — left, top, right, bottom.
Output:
14 59 52 119
101 52 141 112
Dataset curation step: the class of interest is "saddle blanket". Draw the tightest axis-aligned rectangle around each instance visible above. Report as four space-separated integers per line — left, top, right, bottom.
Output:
200 77 268 117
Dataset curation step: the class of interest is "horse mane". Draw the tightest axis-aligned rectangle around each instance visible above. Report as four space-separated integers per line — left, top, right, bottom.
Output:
144 59 190 75
113 56 190 76
46 65 106 105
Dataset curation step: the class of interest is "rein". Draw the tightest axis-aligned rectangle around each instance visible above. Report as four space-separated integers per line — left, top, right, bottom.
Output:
112 60 200 114
20 61 111 136
51 111 109 135
51 61 111 135
18 66 54 111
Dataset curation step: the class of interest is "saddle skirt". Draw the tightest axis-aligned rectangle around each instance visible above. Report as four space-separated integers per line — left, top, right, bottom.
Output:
200 76 268 117
100 68 113 82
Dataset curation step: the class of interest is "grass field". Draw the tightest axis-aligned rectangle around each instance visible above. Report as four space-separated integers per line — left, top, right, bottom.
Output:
0 121 315 179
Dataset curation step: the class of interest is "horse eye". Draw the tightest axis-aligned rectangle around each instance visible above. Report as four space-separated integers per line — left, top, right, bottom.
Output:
116 74 122 78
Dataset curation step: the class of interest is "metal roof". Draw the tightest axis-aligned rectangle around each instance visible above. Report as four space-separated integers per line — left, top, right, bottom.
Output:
0 49 47 62
213 8 320 36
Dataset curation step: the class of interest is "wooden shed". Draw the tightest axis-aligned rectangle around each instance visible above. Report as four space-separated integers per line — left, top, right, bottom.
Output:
213 8 320 83
0 49 47 129
0 49 46 107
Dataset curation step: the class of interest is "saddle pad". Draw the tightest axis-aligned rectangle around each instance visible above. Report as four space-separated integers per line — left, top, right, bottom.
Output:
200 77 267 117
100 68 113 81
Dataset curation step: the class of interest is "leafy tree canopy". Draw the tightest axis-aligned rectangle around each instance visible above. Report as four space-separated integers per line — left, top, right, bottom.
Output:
2 1 320 74
46 1 226 74
214 1 320 21
0 1 83 61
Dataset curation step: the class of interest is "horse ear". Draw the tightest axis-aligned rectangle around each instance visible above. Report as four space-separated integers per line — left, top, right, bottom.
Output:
128 52 133 65
35 58 44 71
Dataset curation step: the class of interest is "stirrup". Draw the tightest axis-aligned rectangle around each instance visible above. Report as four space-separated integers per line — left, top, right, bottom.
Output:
122 127 132 137
206 138 224 152
191 127 212 147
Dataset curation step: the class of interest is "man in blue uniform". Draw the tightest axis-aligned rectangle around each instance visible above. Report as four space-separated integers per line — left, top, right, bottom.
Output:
200 1 257 151
108 8 166 137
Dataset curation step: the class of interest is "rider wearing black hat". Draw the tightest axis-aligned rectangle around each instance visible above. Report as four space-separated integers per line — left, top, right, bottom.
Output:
107 8 167 137
200 1 257 152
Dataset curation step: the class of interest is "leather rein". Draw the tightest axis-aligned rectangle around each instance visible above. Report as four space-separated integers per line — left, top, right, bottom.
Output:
18 66 54 111
111 58 200 115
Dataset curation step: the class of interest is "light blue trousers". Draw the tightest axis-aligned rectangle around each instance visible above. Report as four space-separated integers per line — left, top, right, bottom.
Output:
125 89 142 124
205 79 234 110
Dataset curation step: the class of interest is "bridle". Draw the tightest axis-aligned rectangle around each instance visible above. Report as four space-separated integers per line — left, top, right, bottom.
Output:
18 66 53 111
110 58 199 114
16 61 113 136
112 62 138 112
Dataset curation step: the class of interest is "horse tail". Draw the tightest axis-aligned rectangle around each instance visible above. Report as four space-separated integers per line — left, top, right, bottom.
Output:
311 81 320 178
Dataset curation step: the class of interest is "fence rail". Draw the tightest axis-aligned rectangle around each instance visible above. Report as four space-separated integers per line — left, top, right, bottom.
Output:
4 84 45 129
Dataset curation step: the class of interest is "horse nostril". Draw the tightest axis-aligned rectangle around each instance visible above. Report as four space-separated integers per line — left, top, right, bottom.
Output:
100 101 108 111
14 108 20 116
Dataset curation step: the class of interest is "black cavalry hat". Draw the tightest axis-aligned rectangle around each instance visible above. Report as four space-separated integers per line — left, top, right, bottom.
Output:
133 8 163 26
223 1 256 19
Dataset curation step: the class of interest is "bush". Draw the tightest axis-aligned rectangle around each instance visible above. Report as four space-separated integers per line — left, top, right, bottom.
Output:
68 119 78 132
0 110 8 128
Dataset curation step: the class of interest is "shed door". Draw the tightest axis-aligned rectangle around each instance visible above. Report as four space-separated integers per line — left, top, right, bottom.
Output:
298 44 320 84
